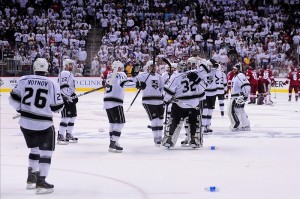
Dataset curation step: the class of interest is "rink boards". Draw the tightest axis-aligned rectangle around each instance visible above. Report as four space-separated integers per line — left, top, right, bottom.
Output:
0 76 289 93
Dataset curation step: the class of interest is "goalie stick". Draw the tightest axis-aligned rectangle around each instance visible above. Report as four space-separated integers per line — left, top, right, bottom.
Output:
13 67 119 119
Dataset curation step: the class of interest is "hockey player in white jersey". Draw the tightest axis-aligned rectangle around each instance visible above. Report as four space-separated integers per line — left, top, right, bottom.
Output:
180 57 210 147
162 57 207 148
216 64 228 116
228 64 251 131
136 60 165 146
57 59 78 144
202 59 223 134
104 61 135 152
161 62 178 128
9 58 64 194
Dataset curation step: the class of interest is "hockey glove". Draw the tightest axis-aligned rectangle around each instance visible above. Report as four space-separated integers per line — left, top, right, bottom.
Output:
71 93 78 104
136 81 146 90
234 95 246 108
187 72 200 84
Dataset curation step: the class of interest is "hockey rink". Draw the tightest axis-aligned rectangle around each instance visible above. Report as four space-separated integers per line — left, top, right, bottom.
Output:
1 91 300 199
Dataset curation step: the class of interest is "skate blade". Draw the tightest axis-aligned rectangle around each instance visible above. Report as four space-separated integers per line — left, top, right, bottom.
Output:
68 140 78 143
163 143 173 148
108 148 123 153
36 188 54 194
190 144 200 149
181 144 190 147
57 141 69 145
26 183 36 189
155 143 161 147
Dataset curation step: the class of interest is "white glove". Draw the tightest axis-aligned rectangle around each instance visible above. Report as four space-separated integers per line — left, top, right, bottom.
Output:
236 95 245 105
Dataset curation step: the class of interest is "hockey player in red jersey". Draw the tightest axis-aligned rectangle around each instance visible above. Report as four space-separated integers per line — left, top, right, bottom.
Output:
283 66 300 101
259 65 275 105
245 66 258 104
226 68 235 98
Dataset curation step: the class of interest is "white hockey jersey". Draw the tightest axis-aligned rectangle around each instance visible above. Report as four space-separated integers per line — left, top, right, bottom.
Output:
58 70 76 97
9 75 64 130
205 68 223 97
161 71 177 85
216 71 228 95
103 71 133 109
136 72 164 105
164 70 205 109
230 73 251 99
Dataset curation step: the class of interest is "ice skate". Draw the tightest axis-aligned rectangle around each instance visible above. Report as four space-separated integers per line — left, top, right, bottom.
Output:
221 111 224 116
154 137 162 147
66 133 78 143
242 126 251 131
108 141 123 153
203 126 213 134
57 133 69 145
189 137 201 149
180 137 189 147
163 136 173 148
26 167 38 189
36 176 54 194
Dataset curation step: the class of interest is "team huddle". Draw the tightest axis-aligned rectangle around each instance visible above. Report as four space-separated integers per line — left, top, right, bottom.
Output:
8 56 254 194
103 57 252 152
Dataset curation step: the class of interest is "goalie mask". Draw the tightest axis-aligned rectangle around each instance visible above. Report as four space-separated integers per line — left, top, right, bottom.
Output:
177 61 187 73
187 57 198 69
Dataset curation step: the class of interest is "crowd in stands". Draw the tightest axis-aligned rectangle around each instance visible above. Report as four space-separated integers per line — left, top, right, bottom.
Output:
1 0 300 78
0 0 91 76
92 0 300 78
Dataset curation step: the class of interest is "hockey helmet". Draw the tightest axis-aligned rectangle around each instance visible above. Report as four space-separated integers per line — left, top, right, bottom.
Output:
187 57 198 69
63 59 75 70
33 58 49 73
171 63 178 69
209 58 219 68
112 60 124 71
145 60 156 69
201 59 212 71
177 61 187 72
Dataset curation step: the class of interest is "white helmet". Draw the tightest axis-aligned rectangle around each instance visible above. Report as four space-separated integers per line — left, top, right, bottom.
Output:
63 59 75 69
112 60 124 71
171 63 177 69
187 57 198 69
33 58 49 73
177 61 187 72
199 59 211 73
145 60 155 69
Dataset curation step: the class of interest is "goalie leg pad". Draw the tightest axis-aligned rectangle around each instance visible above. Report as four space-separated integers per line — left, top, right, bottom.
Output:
162 118 184 148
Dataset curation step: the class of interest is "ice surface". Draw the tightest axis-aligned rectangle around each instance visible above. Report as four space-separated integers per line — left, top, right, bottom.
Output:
1 92 300 199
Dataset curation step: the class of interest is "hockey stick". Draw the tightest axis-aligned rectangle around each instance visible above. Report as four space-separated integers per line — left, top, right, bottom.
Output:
126 46 158 112
79 65 118 99
75 86 105 98
13 87 106 120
